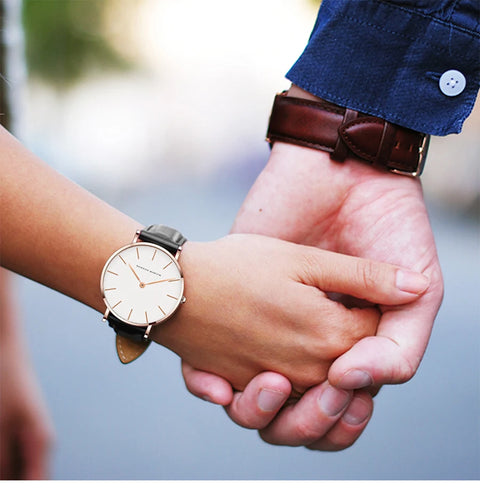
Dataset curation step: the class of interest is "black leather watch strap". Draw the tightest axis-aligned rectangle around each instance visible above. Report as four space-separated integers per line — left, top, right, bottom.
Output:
139 224 187 256
108 314 148 343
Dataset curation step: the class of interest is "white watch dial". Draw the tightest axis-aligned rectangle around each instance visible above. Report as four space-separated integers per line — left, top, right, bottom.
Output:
101 242 184 326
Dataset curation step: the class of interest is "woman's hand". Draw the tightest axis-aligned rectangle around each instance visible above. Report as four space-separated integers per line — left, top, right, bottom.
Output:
152 234 429 393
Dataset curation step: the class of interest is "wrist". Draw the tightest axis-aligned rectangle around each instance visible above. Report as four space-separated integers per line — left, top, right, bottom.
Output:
233 135 423 251
147 239 196 352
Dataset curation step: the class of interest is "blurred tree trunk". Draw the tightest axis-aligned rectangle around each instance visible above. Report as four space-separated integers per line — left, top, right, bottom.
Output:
0 0 11 129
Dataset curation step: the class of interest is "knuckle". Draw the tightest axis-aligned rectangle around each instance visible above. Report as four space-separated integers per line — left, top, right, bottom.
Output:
238 413 262 430
230 406 262 429
306 440 353 452
389 337 419 384
291 363 329 392
317 326 356 360
239 405 270 430
259 430 291 447
325 435 356 452
395 360 417 384
294 420 323 444
299 249 325 283
357 259 382 292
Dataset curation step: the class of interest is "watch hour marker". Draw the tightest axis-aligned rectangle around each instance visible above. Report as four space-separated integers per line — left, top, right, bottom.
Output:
152 249 157 261
163 262 172 270
112 300 122 309
119 255 126 264
128 308 133 321
158 305 166 315
107 270 119 276
167 294 178 300
136 248 140 260
104 288 117 291
145 311 149 323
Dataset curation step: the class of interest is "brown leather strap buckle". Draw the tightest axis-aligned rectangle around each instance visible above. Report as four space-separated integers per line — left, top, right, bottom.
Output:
266 92 430 177
389 132 430 177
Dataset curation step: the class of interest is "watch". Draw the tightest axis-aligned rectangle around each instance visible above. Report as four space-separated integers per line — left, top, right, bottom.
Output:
100 225 187 364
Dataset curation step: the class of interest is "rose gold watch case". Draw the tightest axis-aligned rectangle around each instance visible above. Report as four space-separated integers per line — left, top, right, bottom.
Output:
100 241 185 338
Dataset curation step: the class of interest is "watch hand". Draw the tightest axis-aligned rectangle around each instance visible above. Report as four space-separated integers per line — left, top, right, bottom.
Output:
144 278 179 286
128 264 143 284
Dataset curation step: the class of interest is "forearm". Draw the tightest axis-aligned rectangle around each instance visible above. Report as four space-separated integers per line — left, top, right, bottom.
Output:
0 126 141 313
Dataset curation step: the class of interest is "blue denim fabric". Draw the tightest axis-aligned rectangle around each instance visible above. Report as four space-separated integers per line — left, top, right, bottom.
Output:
287 0 480 135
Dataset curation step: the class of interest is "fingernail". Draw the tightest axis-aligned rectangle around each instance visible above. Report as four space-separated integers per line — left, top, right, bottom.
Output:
318 385 351 417
337 370 373 390
257 389 288 412
396 269 430 295
343 397 371 426
202 395 213 403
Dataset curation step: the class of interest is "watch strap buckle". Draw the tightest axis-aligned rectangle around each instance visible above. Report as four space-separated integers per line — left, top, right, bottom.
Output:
389 133 430 177
337 117 430 177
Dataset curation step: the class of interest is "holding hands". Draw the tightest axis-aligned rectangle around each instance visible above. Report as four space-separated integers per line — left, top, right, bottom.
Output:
0 80 441 463
182 87 443 450
150 234 429 394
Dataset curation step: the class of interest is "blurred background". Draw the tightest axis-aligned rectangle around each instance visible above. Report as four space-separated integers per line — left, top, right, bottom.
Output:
1 0 479 480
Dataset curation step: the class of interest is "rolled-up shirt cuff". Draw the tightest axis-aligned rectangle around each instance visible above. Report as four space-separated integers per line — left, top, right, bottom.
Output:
286 0 480 136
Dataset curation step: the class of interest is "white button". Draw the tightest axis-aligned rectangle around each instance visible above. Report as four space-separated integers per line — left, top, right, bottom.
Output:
439 70 466 97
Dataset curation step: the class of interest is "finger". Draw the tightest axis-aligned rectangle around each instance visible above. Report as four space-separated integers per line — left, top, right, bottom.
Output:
329 286 442 389
224 372 291 430
259 381 352 446
181 361 233 406
298 247 430 305
307 391 373 451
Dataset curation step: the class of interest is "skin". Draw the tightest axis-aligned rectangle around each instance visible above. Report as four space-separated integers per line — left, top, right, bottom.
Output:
182 85 444 450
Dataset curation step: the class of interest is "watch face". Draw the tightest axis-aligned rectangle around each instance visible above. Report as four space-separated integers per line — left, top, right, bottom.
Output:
101 242 184 326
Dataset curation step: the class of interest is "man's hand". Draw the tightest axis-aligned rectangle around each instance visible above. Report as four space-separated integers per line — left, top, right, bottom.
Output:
182 128 443 449
232 142 443 388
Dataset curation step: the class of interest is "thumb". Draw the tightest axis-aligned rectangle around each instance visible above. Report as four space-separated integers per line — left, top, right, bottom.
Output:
298 248 430 306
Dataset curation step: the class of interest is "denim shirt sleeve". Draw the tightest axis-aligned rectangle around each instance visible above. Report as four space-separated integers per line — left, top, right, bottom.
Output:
286 0 480 136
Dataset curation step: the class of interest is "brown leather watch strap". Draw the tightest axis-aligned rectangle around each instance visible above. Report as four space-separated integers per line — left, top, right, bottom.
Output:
266 92 430 177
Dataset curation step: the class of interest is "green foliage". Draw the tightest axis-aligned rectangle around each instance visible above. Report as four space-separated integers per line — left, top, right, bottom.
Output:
22 0 130 88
